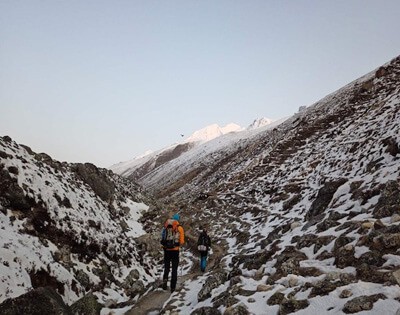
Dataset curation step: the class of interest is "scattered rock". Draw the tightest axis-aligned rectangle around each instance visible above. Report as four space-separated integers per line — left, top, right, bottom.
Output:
306 178 347 220
342 294 386 313
267 292 286 305
357 250 385 267
288 275 299 287
373 181 400 218
257 284 273 292
375 66 388 78
125 280 145 298
279 298 309 315
373 219 385 230
75 269 91 290
391 214 400 223
290 221 301 230
223 304 250 315
339 289 353 299
361 221 374 229
356 263 394 284
373 233 400 249
392 269 400 285
191 307 222 315
212 291 239 309
123 269 140 289
198 271 228 302
308 279 340 298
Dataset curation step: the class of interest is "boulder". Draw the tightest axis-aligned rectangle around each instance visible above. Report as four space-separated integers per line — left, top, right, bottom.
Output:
373 181 400 218
257 284 273 292
267 292 286 305
191 307 221 315
306 179 347 220
279 298 309 315
198 271 228 302
339 289 353 299
0 287 72 315
372 233 400 249
122 269 140 289
391 214 400 223
125 280 145 298
70 293 103 315
392 269 400 285
223 304 250 315
343 294 386 313
308 279 339 298
212 291 239 309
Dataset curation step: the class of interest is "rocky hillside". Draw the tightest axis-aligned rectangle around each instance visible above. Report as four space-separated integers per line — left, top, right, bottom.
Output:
153 55 400 314
0 136 163 313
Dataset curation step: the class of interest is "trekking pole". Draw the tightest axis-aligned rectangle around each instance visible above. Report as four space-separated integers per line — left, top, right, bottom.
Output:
180 247 183 277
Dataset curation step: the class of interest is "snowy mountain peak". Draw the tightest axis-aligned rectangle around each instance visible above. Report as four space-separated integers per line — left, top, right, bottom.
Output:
247 117 274 130
184 123 243 143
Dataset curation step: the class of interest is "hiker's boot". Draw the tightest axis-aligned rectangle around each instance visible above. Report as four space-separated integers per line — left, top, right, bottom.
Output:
162 280 168 290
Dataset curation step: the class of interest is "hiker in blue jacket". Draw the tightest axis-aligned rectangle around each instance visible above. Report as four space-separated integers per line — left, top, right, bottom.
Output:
197 226 211 272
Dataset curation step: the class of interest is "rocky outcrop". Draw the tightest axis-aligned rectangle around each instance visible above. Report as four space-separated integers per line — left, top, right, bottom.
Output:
0 164 33 212
198 271 229 302
70 293 103 315
71 163 115 203
0 287 72 315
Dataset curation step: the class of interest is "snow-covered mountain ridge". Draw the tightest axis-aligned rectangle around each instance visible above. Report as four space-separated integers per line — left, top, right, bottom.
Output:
0 137 161 312
184 123 243 143
110 119 275 181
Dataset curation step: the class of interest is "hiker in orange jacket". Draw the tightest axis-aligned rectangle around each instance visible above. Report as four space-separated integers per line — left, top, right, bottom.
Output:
161 213 185 293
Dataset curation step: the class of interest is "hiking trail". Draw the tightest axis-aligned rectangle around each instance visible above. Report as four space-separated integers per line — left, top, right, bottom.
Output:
125 230 226 315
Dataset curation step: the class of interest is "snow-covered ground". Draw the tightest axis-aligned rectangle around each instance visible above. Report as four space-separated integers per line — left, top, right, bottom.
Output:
152 55 400 314
0 136 158 308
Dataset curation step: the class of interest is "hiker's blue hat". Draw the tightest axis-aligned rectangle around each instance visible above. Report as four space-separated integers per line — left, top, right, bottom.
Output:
172 213 180 221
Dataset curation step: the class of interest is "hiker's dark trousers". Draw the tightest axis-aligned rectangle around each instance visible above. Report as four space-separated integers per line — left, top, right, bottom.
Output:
163 250 180 290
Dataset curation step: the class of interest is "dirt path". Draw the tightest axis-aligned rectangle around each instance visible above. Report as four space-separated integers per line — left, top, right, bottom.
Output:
125 232 226 315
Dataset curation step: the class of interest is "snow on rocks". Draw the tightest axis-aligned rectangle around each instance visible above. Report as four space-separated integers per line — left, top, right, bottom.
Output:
0 136 157 310
155 55 400 314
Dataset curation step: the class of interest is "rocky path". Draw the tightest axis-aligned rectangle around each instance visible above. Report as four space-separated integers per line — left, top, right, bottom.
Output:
125 231 226 315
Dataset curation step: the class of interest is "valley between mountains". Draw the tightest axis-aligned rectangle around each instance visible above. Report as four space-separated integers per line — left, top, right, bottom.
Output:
1 55 400 314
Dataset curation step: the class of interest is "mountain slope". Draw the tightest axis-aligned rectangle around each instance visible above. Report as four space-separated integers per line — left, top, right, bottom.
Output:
0 137 160 309
155 55 400 314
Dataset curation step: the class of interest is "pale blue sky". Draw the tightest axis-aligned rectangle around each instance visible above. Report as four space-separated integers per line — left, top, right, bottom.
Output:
1 1 400 167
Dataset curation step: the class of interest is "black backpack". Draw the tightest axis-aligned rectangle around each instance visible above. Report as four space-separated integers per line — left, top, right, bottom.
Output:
197 232 210 251
161 219 180 249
